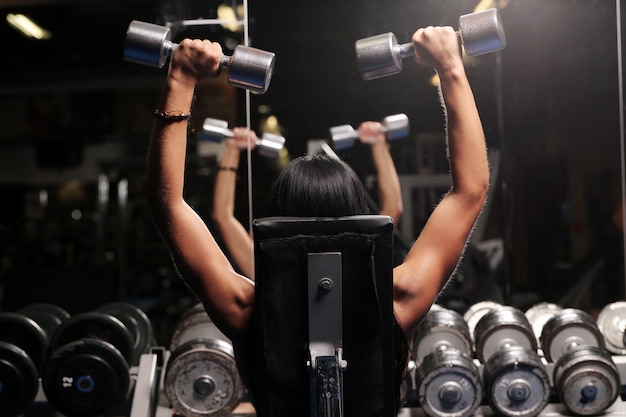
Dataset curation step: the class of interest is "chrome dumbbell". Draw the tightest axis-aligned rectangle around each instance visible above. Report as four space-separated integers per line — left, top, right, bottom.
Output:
329 113 409 151
355 8 506 80
165 303 245 417
540 308 620 416
412 307 482 417
525 302 563 349
124 20 275 94
596 301 626 355
201 117 286 159
474 306 550 417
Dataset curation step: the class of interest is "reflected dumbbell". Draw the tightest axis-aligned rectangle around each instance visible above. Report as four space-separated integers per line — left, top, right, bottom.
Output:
355 8 506 80
525 302 563 348
124 20 275 94
201 117 286 159
329 113 409 151
0 303 69 417
164 303 245 417
412 307 482 417
462 300 503 345
540 308 619 416
42 302 153 417
474 306 550 417
596 301 626 355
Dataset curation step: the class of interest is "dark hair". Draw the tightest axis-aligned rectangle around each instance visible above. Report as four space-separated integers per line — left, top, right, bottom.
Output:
268 153 371 217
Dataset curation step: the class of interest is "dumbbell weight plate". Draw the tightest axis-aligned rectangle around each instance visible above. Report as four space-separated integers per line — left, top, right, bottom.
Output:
540 308 604 363
482 345 550 417
463 300 503 343
329 125 357 151
412 308 473 363
95 302 154 366
17 303 70 343
227 45 276 94
257 133 286 158
474 306 537 364
382 113 409 140
525 302 562 345
43 338 132 417
0 341 39 417
170 304 232 352
596 301 626 355
124 20 173 68
201 118 232 143
415 348 482 417
0 312 49 372
49 311 136 367
553 345 620 416
458 8 507 56
165 339 245 417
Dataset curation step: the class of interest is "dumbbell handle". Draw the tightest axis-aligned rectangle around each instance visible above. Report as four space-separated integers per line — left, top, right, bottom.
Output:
201 118 285 158
330 113 409 150
159 40 242 74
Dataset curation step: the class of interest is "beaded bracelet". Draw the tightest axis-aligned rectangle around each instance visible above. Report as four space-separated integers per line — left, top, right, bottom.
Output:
153 110 192 122
217 166 238 172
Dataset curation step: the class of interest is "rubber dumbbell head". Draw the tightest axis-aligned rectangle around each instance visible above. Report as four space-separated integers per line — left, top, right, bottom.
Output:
124 20 276 94
0 312 51 417
329 113 409 150
201 117 285 158
43 312 136 417
95 302 154 366
355 8 506 80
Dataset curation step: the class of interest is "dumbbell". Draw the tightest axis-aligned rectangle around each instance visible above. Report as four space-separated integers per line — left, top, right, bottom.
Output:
412 307 482 417
201 117 286 158
42 302 153 417
0 303 69 417
540 308 619 416
596 301 626 355
474 306 550 417
164 303 245 417
462 300 503 345
329 113 409 151
525 302 563 348
355 8 506 80
124 20 275 94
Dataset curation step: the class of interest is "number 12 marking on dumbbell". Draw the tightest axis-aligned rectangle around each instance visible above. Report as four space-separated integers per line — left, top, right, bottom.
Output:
62 376 73 388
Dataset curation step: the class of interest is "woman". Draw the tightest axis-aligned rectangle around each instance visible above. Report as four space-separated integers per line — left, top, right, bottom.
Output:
147 25 489 412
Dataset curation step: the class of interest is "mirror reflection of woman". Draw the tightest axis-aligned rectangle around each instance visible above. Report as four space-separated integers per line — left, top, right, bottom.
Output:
211 123 404 280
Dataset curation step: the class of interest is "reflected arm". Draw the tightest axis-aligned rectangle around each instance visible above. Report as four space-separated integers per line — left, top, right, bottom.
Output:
212 130 256 279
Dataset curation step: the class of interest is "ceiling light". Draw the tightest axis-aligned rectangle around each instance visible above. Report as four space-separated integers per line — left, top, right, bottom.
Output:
6 13 51 40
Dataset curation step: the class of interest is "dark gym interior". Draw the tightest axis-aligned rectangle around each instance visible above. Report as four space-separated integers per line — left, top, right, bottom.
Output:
1 0 626 416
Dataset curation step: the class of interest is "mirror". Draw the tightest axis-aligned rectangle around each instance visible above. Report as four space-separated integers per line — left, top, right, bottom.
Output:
0 0 622 342
247 0 626 316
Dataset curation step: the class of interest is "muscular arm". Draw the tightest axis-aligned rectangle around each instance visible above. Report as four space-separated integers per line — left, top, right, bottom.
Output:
393 27 490 336
358 122 404 226
212 129 256 279
146 39 254 342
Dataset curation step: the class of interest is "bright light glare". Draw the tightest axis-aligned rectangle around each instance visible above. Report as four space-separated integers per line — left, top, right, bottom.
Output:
217 5 242 32
6 13 51 40
474 0 508 12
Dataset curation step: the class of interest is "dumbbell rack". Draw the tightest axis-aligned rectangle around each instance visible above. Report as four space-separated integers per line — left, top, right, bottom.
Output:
21 351 626 417
400 355 626 417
